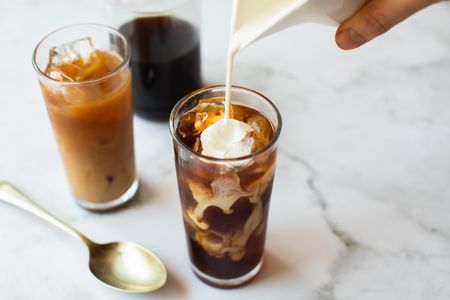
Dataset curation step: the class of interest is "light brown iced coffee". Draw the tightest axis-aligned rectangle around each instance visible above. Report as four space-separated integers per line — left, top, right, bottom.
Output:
33 25 137 210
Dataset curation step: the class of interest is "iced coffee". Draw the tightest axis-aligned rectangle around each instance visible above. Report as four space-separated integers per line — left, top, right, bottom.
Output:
33 25 138 210
170 86 281 287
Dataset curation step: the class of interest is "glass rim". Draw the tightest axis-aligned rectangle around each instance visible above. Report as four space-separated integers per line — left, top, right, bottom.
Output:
32 23 131 86
169 85 283 163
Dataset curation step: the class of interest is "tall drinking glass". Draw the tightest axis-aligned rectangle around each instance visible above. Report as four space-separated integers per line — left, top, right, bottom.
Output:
169 85 282 287
32 24 138 211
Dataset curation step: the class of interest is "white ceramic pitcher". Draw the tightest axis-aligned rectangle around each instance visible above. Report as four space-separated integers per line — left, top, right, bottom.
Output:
230 0 368 52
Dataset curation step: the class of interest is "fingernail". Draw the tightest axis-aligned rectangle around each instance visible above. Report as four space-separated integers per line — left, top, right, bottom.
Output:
336 29 367 50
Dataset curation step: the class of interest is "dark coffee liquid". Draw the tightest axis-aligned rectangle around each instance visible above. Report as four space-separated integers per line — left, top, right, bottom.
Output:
185 195 271 280
174 101 277 286
119 16 202 120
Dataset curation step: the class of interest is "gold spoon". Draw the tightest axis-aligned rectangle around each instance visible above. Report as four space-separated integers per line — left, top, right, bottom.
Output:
0 182 167 293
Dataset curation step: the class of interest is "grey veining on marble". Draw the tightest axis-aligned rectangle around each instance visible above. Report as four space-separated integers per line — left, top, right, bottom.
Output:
1 0 450 299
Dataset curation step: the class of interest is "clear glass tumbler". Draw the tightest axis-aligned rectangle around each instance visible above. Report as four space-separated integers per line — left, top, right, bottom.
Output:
32 24 138 211
169 85 282 287
108 0 202 120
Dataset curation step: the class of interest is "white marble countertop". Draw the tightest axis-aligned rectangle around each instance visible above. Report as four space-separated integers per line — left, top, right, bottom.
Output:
1 0 450 299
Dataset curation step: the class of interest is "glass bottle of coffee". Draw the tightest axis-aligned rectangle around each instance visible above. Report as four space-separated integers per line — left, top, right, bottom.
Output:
108 0 202 120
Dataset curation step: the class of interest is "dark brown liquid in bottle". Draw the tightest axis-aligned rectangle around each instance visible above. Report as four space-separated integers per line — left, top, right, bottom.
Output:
119 16 202 120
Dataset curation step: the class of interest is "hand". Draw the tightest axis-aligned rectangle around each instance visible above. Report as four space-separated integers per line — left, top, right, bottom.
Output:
335 0 442 50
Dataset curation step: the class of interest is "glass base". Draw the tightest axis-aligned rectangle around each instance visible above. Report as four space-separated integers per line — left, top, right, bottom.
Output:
191 259 263 288
74 178 139 211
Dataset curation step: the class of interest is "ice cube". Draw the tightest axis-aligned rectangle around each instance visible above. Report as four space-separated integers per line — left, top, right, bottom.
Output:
176 111 202 150
192 137 203 153
185 172 268 261
189 176 251 219
43 84 86 106
193 99 230 132
47 70 75 82
247 114 272 151
75 50 108 81
200 118 254 158
210 174 249 201
49 37 95 66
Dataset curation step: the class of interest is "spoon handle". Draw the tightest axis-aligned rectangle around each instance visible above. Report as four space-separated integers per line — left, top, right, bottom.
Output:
0 182 92 246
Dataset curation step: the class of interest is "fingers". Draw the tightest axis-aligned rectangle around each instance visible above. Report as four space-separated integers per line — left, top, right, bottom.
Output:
335 0 440 50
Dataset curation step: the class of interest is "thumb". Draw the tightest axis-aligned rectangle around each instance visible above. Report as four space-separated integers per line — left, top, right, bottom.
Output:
336 0 439 50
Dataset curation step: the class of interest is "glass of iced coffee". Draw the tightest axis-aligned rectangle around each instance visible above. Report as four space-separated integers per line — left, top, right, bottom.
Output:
32 24 138 210
169 85 282 287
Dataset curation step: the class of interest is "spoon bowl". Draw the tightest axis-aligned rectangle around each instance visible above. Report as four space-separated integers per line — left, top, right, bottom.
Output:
88 242 167 293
